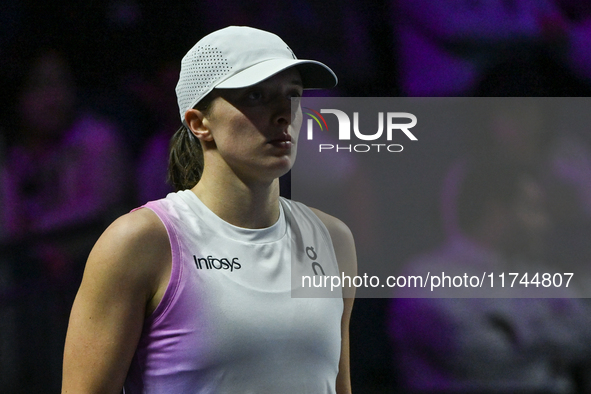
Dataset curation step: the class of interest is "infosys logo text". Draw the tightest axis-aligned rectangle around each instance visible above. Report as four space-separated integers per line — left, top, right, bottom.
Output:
304 108 417 153
193 255 241 272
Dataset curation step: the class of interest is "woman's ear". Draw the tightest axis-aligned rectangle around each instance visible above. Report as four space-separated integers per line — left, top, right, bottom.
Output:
185 109 214 142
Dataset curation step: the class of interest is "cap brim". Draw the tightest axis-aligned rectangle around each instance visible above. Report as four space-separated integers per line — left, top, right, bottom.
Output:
215 58 337 90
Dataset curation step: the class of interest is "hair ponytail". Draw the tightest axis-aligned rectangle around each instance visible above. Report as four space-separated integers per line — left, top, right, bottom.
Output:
167 93 216 191
167 125 204 191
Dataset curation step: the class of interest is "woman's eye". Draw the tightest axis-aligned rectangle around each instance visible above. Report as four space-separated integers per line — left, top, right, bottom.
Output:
289 93 302 106
247 91 263 101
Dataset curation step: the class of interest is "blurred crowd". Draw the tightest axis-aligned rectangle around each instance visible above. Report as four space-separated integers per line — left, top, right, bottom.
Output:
1 0 591 393
388 100 591 393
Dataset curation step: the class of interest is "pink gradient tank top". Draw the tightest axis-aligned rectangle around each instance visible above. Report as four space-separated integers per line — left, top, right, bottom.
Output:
123 190 343 393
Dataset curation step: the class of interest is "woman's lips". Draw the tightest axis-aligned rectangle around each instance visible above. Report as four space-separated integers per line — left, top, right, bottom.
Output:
268 134 293 149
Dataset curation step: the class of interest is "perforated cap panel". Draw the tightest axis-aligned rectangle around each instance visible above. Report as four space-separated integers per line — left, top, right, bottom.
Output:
176 45 231 121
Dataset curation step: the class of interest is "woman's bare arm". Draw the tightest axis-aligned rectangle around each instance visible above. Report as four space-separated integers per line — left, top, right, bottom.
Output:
311 208 357 394
62 208 171 394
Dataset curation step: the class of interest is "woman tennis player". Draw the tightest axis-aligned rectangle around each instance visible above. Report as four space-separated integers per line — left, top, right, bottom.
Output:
62 26 356 393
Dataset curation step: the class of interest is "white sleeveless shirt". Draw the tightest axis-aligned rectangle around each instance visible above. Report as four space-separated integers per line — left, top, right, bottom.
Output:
124 190 343 393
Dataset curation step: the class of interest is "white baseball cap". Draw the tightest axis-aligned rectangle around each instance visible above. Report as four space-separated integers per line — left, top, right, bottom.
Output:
175 26 338 121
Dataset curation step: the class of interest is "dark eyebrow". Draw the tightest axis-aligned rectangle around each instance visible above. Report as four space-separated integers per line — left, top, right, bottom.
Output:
291 79 303 87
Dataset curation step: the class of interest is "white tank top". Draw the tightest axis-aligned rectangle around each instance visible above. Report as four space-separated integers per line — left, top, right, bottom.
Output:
124 190 343 393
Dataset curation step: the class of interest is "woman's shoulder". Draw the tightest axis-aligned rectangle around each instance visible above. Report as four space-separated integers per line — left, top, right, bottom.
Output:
85 208 171 301
104 208 169 247
101 207 170 266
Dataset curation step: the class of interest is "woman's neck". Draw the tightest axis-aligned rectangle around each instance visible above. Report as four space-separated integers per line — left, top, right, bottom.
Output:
191 173 281 229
